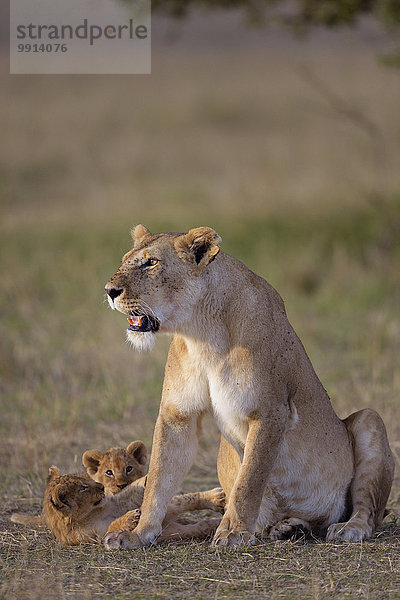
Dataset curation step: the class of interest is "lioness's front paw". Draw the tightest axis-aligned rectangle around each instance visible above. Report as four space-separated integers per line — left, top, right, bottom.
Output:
212 528 255 547
103 530 143 551
326 520 372 542
212 515 255 547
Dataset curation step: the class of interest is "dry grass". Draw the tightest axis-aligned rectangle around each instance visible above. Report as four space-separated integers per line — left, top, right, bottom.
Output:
1 14 400 598
2 529 400 599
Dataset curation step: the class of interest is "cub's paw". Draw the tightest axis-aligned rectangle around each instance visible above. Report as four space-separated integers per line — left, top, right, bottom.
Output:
326 520 373 542
269 518 311 541
103 530 143 551
124 509 141 531
106 509 142 534
206 488 226 513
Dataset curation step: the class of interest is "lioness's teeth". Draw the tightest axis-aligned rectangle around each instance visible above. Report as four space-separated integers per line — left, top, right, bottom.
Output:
128 315 143 327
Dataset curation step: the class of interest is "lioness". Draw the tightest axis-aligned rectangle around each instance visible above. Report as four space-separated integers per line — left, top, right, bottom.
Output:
18 466 224 546
104 225 394 549
11 441 147 527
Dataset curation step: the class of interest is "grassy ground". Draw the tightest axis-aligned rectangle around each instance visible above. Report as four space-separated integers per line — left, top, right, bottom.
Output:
1 18 400 599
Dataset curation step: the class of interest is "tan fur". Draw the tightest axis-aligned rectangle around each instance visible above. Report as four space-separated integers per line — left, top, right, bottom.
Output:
82 440 147 495
105 225 394 548
13 466 224 547
10 513 47 527
11 442 147 527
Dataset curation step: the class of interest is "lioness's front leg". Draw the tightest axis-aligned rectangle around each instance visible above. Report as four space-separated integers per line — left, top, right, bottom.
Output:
114 407 200 549
213 408 287 547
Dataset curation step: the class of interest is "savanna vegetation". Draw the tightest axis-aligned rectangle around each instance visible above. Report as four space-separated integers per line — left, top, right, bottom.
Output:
151 0 400 31
1 16 399 599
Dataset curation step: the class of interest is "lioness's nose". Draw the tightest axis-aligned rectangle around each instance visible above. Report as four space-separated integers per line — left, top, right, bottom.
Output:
117 483 128 490
107 287 123 300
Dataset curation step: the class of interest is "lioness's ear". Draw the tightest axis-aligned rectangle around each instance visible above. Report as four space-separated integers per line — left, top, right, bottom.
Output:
48 466 61 482
82 450 103 476
131 224 152 248
126 440 147 466
51 484 71 512
175 227 222 270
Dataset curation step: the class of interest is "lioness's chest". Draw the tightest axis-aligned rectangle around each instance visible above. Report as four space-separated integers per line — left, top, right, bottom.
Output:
208 370 256 453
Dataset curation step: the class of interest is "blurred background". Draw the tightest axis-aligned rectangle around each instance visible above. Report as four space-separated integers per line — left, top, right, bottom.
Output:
1 3 399 509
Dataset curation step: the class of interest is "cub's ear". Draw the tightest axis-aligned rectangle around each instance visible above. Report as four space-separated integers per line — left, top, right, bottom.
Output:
51 484 71 512
47 466 61 482
131 224 152 248
126 440 147 466
82 450 103 476
175 227 222 270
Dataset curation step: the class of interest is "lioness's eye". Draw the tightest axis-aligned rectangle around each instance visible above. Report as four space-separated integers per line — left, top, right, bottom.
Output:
105 470 114 477
126 466 133 474
80 485 88 492
141 258 159 269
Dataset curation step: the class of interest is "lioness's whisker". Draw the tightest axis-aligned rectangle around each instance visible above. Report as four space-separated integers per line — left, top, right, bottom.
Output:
136 300 157 320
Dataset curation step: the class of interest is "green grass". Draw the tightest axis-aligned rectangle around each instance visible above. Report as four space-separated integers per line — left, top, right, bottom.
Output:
1 33 400 599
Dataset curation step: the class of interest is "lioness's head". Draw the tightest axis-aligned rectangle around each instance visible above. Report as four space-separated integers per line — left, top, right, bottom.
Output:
82 441 147 496
44 467 105 521
105 225 222 351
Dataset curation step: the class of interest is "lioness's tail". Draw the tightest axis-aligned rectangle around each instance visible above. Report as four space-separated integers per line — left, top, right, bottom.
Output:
11 513 46 527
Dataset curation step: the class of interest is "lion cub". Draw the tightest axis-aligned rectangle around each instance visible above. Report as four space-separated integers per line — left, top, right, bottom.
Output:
82 440 147 495
17 466 224 546
11 441 148 527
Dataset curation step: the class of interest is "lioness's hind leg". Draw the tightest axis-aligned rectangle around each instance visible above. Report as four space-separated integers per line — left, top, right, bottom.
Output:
327 408 394 542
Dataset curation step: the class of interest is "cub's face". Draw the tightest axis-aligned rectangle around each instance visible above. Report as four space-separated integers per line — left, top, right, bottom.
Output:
45 468 105 520
82 441 147 496
105 225 221 351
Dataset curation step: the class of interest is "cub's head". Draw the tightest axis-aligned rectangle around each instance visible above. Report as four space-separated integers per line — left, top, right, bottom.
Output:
82 441 147 496
105 225 222 351
44 467 105 521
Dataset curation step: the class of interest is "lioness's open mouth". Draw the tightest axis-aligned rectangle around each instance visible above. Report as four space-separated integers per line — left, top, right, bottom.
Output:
127 313 160 333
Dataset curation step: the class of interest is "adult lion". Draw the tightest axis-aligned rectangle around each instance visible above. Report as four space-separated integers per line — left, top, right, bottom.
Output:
104 224 394 549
